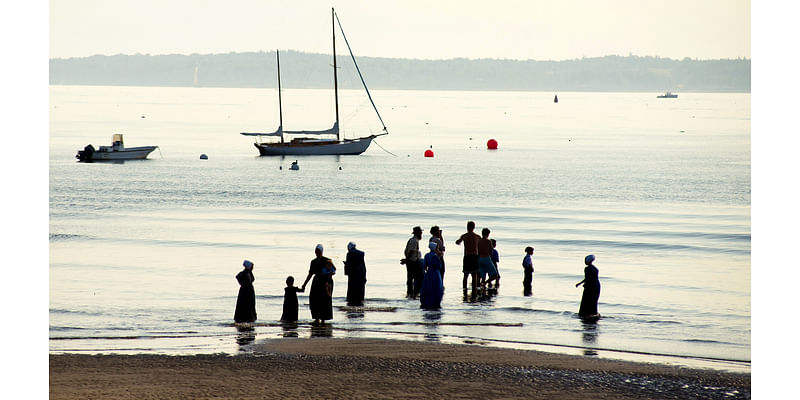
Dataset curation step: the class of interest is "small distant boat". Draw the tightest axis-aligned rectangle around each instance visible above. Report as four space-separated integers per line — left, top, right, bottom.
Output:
657 91 678 98
76 134 158 161
240 8 388 156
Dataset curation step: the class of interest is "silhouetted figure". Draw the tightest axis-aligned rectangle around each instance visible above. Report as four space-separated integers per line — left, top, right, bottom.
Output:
478 228 499 288
428 226 446 281
522 247 534 296
490 239 500 288
280 276 304 322
344 241 367 306
455 221 481 291
403 226 424 297
420 242 444 309
576 254 601 318
234 260 257 323
301 244 335 325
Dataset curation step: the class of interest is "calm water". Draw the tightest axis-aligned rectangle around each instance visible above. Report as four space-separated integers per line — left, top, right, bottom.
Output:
49 85 750 372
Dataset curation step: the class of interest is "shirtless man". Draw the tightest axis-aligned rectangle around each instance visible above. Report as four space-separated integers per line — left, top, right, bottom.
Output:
455 221 481 291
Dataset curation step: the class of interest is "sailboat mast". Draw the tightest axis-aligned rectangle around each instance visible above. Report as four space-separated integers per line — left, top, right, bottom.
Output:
276 50 284 143
332 7 340 141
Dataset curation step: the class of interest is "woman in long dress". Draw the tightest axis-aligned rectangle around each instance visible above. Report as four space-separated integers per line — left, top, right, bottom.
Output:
344 241 367 306
420 242 444 309
576 254 601 318
234 260 257 323
301 244 335 324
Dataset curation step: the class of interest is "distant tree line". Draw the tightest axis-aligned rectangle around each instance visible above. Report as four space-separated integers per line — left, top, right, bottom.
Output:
49 51 750 92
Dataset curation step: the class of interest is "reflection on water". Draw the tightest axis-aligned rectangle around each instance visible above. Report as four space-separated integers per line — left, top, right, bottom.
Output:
346 311 365 320
281 322 299 338
422 310 442 342
581 319 599 356
236 324 256 346
310 323 333 338
477 288 499 304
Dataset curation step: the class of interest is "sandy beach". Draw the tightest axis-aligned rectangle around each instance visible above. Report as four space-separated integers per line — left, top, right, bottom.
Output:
50 338 750 399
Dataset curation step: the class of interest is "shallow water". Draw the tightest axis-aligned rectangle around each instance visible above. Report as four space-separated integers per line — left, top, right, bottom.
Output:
49 85 750 372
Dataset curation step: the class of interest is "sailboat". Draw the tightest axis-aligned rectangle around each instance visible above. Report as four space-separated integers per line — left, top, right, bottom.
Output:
240 8 388 156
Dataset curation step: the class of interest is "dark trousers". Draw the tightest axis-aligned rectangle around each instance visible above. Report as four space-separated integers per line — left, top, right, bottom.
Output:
406 260 423 296
523 267 533 295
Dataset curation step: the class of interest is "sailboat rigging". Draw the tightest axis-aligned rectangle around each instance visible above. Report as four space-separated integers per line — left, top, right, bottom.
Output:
240 8 388 156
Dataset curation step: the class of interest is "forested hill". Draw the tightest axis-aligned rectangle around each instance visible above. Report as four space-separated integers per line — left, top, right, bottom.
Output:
49 51 750 92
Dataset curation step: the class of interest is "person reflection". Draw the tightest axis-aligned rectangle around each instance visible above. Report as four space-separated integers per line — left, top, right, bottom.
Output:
235 324 256 346
580 321 599 356
422 310 442 342
280 322 299 338
310 323 333 338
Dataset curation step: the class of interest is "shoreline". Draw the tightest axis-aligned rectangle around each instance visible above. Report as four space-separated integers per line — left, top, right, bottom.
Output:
50 338 750 399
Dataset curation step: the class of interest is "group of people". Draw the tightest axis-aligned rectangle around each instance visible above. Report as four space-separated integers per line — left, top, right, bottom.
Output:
233 242 367 325
233 221 602 325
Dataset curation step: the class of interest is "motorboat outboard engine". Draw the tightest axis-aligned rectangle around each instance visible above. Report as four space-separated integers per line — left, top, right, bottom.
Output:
76 144 95 161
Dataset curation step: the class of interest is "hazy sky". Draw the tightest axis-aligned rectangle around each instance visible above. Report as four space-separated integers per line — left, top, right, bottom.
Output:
50 0 750 60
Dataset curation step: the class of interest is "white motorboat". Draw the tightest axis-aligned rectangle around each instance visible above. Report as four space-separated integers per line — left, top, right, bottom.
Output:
76 134 158 161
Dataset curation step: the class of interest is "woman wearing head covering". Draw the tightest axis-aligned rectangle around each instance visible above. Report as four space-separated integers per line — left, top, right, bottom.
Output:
428 226 446 280
420 242 444 309
234 260 257 323
301 244 335 325
344 241 367 307
576 254 601 318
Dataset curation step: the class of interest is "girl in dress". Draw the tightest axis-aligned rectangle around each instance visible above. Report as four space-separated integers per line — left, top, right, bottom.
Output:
280 276 304 322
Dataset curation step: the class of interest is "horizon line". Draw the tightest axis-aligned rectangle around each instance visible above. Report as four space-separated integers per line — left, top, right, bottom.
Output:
49 51 752 63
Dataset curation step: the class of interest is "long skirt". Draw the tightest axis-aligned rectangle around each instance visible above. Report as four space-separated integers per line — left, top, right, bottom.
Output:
346 278 366 306
420 268 444 309
234 285 257 323
309 275 333 321
579 284 601 317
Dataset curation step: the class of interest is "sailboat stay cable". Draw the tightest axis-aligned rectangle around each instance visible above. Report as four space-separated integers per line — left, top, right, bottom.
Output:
276 50 284 143
331 8 340 141
334 11 388 134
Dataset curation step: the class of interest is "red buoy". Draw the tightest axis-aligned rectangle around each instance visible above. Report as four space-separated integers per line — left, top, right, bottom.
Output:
424 149 434 157
487 139 498 150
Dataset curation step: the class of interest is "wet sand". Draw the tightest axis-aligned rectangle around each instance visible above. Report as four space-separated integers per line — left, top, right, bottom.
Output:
50 338 750 399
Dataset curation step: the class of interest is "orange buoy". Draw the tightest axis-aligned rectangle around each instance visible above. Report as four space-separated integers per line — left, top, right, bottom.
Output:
424 149 434 157
487 139 498 150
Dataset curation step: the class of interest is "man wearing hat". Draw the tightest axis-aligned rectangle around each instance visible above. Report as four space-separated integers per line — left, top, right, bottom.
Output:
403 226 424 297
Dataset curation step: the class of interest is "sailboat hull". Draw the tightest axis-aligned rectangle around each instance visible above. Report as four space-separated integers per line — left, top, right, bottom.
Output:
254 137 374 156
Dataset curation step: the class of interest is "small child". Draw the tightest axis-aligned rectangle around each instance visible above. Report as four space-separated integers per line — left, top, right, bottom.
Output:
280 276 304 322
490 239 501 288
522 247 534 295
